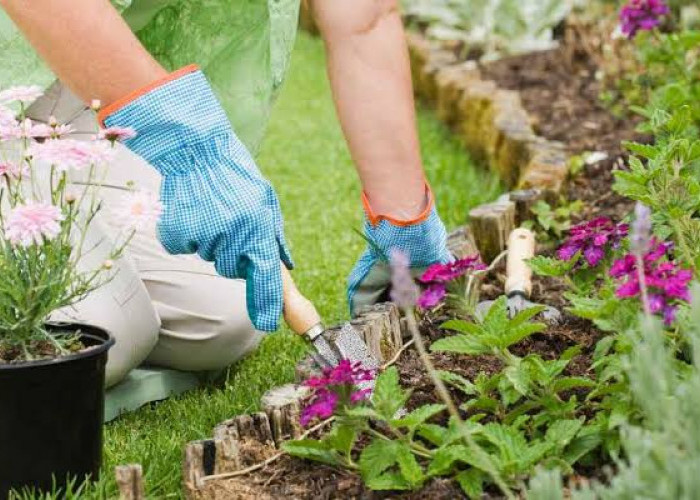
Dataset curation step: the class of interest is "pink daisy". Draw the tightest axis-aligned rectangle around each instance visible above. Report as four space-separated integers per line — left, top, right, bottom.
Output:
0 161 29 179
27 139 115 171
5 202 64 247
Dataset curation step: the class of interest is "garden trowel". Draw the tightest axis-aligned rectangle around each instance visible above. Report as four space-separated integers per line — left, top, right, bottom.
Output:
281 265 380 371
476 228 561 324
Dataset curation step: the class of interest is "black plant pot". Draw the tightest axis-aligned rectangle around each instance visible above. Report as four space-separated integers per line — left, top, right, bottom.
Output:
0 324 114 499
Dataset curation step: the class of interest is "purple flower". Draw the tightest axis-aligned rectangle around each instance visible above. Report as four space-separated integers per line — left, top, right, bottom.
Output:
557 217 629 267
300 390 338 426
417 283 447 309
389 249 420 308
620 0 670 38
300 360 376 426
610 239 691 325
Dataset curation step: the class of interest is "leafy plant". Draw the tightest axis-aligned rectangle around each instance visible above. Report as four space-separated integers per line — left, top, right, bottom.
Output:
0 87 161 361
523 199 585 244
402 0 575 60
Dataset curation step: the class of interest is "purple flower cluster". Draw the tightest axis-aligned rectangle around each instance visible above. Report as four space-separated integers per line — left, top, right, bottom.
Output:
557 217 629 267
619 0 670 38
417 255 486 309
300 360 375 426
610 239 692 325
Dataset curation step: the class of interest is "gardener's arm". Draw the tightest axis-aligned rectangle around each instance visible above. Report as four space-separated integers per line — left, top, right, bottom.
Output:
311 0 453 314
311 0 425 219
0 0 166 105
0 0 293 332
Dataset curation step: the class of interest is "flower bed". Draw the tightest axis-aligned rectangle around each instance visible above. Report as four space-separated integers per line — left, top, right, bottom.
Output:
166 2 700 498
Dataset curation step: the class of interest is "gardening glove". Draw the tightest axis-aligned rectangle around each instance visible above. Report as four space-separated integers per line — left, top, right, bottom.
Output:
99 65 293 332
347 186 452 316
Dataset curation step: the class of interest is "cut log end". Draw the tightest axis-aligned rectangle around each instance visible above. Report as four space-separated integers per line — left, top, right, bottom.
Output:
469 200 516 264
115 464 145 500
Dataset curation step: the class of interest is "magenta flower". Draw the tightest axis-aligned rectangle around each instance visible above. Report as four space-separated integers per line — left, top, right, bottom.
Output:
300 360 375 426
619 0 670 38
417 283 447 309
610 239 691 325
5 202 64 247
0 86 43 105
557 217 629 267
28 139 115 171
97 127 137 142
416 255 485 309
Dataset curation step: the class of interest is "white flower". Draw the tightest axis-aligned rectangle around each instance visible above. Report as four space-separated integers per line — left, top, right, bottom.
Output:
27 139 116 171
0 86 43 105
113 190 163 230
0 106 15 126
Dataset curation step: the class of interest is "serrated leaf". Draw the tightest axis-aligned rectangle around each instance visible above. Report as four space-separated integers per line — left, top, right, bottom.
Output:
392 404 446 431
282 439 340 466
527 255 576 277
366 472 410 491
437 370 476 396
326 424 357 456
504 364 530 396
372 367 410 420
359 438 399 481
428 444 471 476
431 333 490 355
441 319 482 335
562 428 603 465
396 443 424 487
545 419 583 449
456 469 486 499
417 423 447 446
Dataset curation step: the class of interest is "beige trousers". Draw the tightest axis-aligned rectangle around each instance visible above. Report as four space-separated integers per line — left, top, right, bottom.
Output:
26 84 262 388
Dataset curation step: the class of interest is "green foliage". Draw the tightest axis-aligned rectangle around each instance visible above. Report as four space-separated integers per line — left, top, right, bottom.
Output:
523 199 585 244
402 0 573 60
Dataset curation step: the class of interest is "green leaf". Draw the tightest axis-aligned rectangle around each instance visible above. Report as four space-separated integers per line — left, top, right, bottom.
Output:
359 438 400 482
441 319 482 335
428 444 471 476
372 367 410 420
504 364 530 396
545 419 583 450
417 423 447 446
392 404 446 431
456 469 486 499
431 333 489 355
436 370 476 396
527 255 576 277
562 428 603 465
326 424 357 456
551 377 596 393
396 443 424 487
366 472 410 491
282 439 340 466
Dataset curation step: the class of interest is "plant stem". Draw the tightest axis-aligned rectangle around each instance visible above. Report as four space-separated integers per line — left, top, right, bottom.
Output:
402 307 514 499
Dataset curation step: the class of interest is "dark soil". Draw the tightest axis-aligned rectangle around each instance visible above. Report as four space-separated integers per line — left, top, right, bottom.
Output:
479 31 648 224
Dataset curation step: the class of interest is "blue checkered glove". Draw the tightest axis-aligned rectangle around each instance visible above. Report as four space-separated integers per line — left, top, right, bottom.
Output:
101 66 293 332
347 189 452 315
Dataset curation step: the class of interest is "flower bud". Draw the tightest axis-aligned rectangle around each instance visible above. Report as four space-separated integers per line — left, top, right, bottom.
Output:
90 99 101 111
64 193 77 204
103 259 114 270
48 115 58 127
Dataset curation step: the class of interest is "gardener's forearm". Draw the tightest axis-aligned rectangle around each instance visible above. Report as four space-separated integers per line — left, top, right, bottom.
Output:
312 0 427 220
0 0 166 105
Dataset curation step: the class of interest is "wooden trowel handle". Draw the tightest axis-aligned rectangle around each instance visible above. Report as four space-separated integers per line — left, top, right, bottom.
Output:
505 228 535 297
281 265 322 336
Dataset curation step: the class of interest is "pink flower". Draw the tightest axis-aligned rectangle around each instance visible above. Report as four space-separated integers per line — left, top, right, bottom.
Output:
0 86 43 105
0 161 29 179
0 119 54 141
610 239 691 325
0 106 14 126
417 283 447 309
557 217 628 267
97 127 136 142
620 0 670 38
420 255 485 284
113 190 163 230
27 139 115 171
48 124 74 139
300 360 376 426
5 202 64 247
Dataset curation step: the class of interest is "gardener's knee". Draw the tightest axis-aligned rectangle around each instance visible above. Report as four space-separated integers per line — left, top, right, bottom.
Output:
311 0 399 40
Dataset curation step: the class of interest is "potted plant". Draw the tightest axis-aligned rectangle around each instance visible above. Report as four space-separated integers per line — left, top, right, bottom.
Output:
0 86 160 498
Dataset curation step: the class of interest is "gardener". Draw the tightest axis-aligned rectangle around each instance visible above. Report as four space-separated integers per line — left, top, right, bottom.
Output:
0 0 451 389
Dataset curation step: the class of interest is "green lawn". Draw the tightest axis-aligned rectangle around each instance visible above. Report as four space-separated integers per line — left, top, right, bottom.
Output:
37 33 501 498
